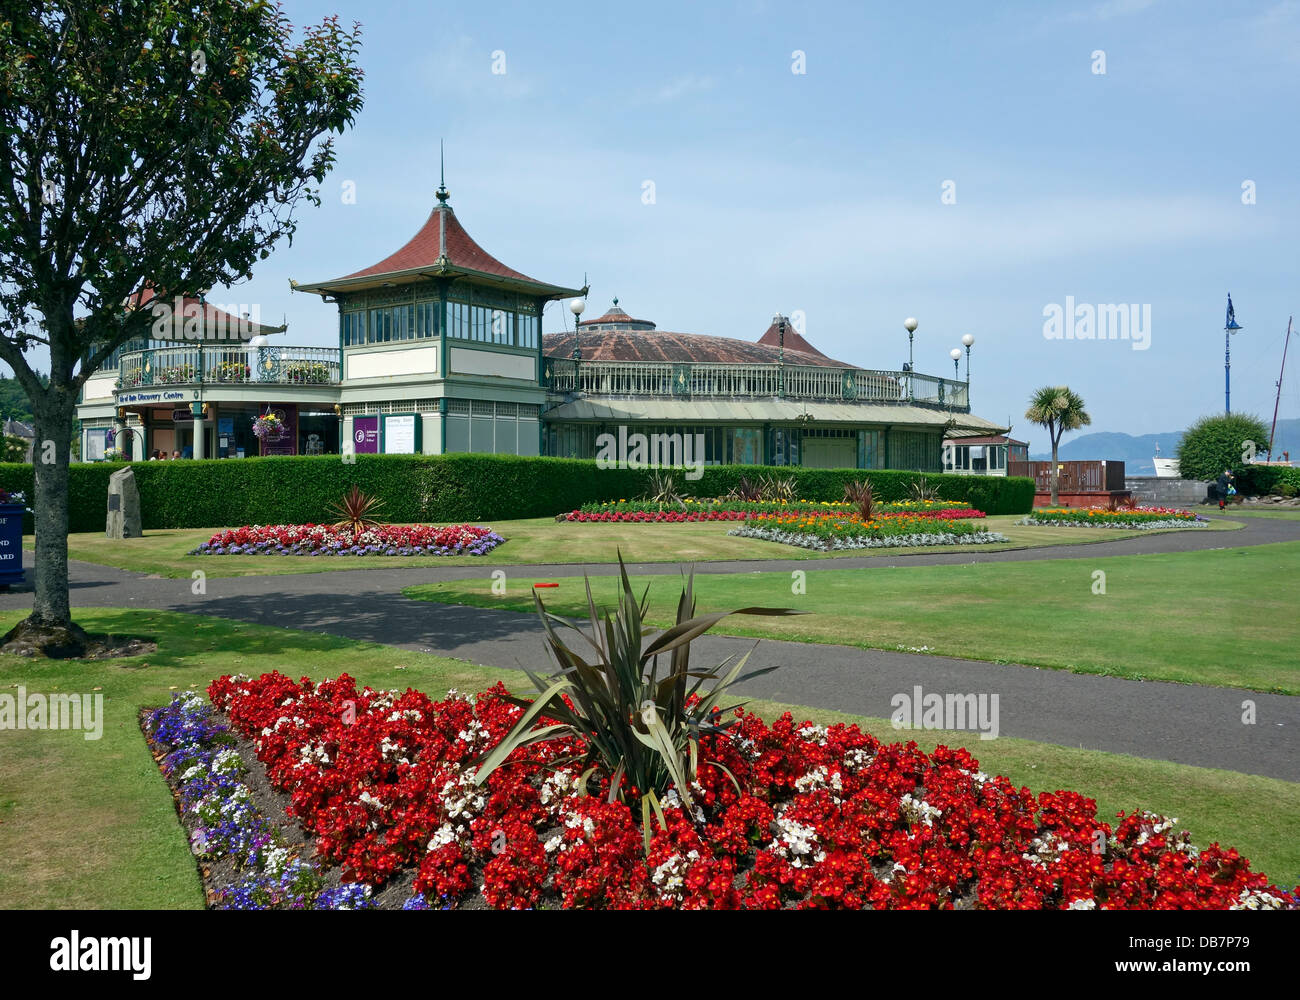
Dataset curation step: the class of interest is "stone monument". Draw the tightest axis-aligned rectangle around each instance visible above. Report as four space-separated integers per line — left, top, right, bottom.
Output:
106 466 142 539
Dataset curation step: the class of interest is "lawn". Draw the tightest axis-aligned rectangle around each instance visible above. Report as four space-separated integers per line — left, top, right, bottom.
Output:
404 540 1300 693
1219 507 1300 519
1 609 1296 908
30 513 1242 579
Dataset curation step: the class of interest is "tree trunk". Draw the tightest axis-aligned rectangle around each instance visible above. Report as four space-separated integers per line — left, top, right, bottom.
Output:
1050 438 1060 506
1 397 89 656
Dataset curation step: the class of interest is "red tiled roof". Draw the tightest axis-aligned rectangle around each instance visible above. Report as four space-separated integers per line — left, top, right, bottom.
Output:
579 300 654 329
756 315 832 361
542 330 848 367
125 287 285 336
945 435 1028 446
342 203 538 283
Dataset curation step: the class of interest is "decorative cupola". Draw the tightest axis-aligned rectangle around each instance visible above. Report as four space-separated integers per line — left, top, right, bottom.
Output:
577 298 656 332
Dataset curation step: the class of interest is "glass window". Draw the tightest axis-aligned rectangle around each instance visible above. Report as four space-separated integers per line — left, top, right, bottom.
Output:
415 301 439 339
518 313 537 349
490 309 512 345
448 301 469 339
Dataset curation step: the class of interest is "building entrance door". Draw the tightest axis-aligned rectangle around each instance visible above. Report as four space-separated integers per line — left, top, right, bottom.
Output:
801 437 857 469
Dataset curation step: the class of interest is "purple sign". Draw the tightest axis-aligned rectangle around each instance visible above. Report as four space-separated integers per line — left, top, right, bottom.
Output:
259 404 298 456
352 415 380 454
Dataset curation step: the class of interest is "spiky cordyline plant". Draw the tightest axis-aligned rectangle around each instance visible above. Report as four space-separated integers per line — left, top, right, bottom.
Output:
760 474 797 502
728 475 763 502
906 476 941 502
473 555 801 852
644 470 686 507
842 479 877 521
328 485 385 535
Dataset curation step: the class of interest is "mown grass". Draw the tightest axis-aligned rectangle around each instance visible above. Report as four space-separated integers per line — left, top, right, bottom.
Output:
31 513 1242 579
404 541 1300 693
0 608 1296 907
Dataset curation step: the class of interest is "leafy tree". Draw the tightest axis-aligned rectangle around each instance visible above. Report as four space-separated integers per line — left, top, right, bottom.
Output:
1175 413 1272 487
0 1 364 654
1025 386 1091 505
0 373 44 424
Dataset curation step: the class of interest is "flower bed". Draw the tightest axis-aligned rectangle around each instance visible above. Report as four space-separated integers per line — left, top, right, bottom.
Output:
191 523 505 557
144 693 373 909
562 500 985 523
203 671 1297 910
1019 507 1207 529
571 498 975 516
729 511 1007 551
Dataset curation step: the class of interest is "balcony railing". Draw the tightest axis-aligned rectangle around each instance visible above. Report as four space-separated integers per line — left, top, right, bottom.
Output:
116 346 340 389
541 359 969 410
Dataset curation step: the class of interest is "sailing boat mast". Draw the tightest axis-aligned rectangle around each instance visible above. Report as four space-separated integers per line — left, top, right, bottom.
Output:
1268 315 1294 458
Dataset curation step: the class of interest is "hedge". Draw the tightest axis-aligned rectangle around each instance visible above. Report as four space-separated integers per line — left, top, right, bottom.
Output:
0 456 1036 533
1235 463 1300 497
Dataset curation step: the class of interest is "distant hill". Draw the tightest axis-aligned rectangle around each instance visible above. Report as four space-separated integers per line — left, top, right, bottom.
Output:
1029 419 1300 475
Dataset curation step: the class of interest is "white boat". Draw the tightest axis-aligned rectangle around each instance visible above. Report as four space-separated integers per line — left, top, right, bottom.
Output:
1153 444 1179 478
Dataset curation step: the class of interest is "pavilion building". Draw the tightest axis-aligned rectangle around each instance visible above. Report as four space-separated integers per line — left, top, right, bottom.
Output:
77 182 1008 471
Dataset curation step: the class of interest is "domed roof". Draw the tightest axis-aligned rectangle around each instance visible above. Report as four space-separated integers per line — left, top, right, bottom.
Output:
544 304 850 367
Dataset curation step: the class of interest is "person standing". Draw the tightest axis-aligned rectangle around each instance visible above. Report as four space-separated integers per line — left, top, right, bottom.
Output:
1215 469 1236 509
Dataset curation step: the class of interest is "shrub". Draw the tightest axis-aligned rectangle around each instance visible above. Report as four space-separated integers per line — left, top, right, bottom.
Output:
0 455 1035 533
1175 413 1272 485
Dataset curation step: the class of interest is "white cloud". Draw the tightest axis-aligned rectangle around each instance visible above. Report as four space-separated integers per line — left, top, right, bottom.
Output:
653 74 715 102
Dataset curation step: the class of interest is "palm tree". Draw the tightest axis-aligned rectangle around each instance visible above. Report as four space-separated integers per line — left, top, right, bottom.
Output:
1025 386 1092 505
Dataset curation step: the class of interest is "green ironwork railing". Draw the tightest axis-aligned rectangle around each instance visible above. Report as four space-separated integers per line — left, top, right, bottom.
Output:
541 359 970 410
116 346 341 390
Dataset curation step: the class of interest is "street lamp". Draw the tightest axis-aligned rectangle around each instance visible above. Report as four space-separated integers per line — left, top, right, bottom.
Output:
1224 293 1242 413
777 313 786 398
950 347 961 382
961 333 974 382
904 317 918 400
569 297 586 370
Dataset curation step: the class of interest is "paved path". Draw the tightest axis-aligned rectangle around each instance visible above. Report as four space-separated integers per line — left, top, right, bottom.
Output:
4 514 1298 781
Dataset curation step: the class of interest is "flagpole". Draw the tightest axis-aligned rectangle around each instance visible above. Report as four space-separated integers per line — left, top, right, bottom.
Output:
1268 316 1293 457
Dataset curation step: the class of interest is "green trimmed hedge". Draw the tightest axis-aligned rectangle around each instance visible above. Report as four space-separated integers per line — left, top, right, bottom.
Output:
1237 464 1300 496
0 456 1035 532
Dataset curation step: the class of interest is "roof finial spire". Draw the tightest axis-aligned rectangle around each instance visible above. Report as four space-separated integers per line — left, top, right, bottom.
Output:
436 140 449 204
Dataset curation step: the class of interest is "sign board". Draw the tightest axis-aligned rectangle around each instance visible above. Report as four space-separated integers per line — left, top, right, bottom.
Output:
0 505 25 585
382 413 420 454
85 428 108 462
117 390 187 405
171 408 193 422
353 415 380 454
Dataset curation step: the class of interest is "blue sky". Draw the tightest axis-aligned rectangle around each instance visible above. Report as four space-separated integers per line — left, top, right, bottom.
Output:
100 1 1300 446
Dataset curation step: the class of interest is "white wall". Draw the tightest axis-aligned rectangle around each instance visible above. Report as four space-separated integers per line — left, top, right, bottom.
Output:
83 376 117 400
449 347 534 381
346 346 438 381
